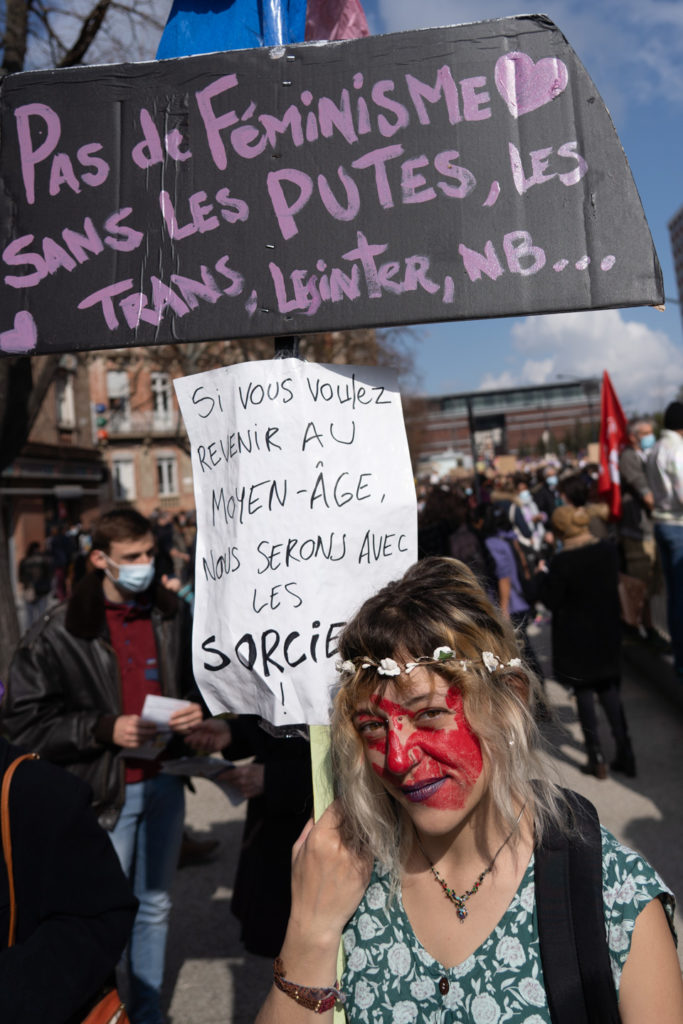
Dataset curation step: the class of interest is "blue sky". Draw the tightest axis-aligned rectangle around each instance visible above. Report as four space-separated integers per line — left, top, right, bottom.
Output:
360 0 683 414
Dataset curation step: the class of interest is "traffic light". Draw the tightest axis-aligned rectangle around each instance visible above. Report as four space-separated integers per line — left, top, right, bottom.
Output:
95 402 108 442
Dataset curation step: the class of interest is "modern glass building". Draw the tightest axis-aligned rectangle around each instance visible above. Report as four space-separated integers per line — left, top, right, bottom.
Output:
414 377 600 469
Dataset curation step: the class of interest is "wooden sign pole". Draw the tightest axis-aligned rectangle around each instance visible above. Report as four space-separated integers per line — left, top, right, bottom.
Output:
309 724 346 1022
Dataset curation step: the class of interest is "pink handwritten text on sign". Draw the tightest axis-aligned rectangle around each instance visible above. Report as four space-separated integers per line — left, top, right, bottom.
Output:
0 16 662 356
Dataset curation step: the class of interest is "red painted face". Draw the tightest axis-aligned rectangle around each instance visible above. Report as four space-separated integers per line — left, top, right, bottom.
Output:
353 676 483 810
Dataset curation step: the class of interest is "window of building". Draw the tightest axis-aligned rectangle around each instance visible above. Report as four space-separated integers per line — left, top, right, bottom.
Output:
106 370 130 431
472 393 500 410
113 457 136 501
151 372 174 429
156 454 178 497
440 397 467 414
55 375 76 429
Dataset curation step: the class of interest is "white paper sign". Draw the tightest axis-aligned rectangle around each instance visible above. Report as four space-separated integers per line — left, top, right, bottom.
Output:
174 360 417 726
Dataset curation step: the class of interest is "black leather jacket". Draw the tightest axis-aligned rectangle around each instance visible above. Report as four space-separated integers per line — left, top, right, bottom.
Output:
3 571 195 830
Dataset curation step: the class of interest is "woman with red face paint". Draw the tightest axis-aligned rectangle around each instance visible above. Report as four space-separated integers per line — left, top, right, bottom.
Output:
255 558 682 1024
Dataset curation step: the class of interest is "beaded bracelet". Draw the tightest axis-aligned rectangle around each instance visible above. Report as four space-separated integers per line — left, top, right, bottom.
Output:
273 957 344 1013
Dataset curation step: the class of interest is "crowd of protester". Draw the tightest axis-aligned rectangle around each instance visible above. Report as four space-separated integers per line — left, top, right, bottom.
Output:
414 434 675 781
3 407 682 1022
17 523 91 625
16 510 198 631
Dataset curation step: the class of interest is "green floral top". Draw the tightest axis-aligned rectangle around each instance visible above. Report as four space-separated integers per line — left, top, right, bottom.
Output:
341 828 675 1024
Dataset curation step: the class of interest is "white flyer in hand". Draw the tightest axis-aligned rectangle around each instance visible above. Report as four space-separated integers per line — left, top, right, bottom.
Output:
122 696 193 761
141 695 193 728
174 360 417 727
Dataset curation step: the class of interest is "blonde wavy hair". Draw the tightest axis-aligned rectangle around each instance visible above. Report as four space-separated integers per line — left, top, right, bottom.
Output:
331 557 571 886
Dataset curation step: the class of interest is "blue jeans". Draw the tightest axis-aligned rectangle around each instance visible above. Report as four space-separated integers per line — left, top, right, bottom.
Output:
109 774 185 1024
654 522 683 675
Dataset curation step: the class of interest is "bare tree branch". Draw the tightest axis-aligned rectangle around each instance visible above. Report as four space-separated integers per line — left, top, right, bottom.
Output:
1 0 32 74
3 0 168 73
109 0 166 32
30 1 74 67
26 354 61 427
57 0 111 66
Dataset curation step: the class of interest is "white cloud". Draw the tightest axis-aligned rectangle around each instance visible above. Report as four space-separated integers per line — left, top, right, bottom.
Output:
479 368 516 391
519 358 556 385
477 309 683 413
479 358 555 391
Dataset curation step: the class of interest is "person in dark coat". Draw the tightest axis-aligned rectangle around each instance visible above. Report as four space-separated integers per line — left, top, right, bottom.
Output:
219 717 313 958
477 502 546 693
446 494 491 588
0 736 137 1024
538 504 636 779
4 509 227 1024
417 484 454 557
533 466 561 521
18 541 54 628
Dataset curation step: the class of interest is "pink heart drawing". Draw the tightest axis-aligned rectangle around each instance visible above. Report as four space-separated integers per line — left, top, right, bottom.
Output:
494 52 568 118
0 310 38 354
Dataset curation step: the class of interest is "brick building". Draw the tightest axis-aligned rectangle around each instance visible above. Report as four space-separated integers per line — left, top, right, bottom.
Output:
413 377 601 472
1 354 107 589
88 353 196 519
87 331 384 517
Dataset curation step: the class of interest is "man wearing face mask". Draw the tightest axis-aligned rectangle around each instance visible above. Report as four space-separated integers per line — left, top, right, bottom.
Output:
3 508 227 1024
509 472 547 565
533 465 562 521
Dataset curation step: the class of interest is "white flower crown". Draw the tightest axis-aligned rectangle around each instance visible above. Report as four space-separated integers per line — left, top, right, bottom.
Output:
335 647 523 678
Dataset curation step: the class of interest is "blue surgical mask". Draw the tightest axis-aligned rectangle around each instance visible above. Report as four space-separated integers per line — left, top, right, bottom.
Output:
640 433 655 452
518 489 532 504
105 556 155 594
546 475 558 488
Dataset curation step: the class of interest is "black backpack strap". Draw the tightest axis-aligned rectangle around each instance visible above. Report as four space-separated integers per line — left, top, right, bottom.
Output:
535 788 620 1024
535 809 588 1024
566 792 620 1024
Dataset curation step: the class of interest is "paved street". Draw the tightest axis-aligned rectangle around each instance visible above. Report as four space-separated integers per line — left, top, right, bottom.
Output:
163 627 683 1023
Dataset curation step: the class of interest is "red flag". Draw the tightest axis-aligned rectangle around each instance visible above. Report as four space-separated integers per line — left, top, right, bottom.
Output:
596 370 629 519
306 0 369 40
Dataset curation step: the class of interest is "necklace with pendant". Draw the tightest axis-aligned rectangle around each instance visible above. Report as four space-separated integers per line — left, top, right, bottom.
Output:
413 805 525 922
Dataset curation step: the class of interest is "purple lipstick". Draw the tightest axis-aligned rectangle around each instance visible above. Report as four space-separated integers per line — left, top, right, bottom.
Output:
401 777 447 803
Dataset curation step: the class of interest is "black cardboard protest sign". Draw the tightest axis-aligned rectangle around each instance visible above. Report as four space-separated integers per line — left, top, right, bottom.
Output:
0 15 663 357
